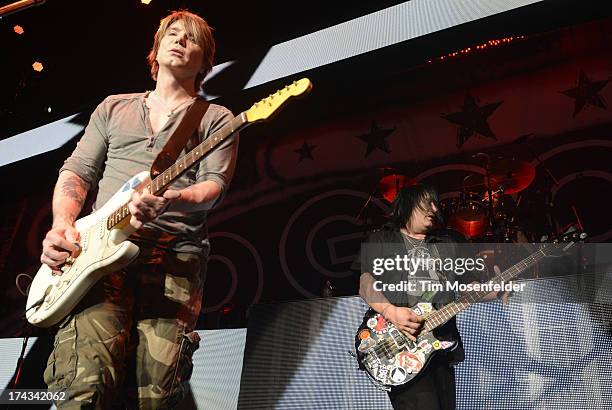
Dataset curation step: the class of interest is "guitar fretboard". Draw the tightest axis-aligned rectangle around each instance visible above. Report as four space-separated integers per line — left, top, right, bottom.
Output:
106 113 246 229
422 248 547 333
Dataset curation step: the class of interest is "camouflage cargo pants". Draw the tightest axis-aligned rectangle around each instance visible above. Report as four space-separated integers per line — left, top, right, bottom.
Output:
44 246 205 409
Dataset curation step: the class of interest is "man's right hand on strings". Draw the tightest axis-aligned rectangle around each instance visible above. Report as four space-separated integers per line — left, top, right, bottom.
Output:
383 305 424 341
41 222 80 274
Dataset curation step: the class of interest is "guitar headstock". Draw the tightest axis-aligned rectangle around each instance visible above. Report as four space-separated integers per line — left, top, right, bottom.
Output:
245 78 312 123
540 226 588 256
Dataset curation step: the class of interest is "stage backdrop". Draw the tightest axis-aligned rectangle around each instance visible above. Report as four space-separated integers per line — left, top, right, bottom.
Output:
0 17 611 334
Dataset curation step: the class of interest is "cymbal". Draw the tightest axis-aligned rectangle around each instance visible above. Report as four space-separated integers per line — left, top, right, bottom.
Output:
462 159 535 195
379 174 417 202
488 159 535 194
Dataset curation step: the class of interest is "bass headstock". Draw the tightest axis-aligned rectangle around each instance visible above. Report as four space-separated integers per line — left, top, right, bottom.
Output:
539 226 588 256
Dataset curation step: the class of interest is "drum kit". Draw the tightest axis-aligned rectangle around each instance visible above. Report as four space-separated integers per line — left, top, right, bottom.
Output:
373 157 537 242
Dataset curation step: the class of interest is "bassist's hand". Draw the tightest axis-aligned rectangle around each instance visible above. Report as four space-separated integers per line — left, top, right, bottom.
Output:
41 222 80 274
384 305 424 341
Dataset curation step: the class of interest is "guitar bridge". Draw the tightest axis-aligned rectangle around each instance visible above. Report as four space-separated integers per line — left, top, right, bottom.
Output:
388 328 407 348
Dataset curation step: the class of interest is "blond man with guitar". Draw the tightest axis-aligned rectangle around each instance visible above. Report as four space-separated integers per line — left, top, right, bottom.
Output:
39 10 238 408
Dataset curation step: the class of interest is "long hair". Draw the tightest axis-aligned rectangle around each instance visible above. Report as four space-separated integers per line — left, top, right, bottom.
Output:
390 184 442 229
147 10 216 88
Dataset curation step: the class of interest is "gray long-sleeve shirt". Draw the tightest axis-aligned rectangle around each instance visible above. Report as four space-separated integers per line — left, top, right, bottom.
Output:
60 92 239 257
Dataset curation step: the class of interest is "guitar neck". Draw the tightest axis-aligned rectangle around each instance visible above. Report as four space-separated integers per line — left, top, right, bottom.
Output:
422 248 547 333
101 77 313 230
106 112 247 229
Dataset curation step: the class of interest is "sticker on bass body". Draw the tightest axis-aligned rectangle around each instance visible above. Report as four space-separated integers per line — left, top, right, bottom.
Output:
440 341 455 349
358 337 377 352
395 351 423 373
358 329 371 340
416 302 433 314
376 365 389 381
373 314 388 335
367 317 378 329
418 340 432 354
432 340 442 350
390 366 408 383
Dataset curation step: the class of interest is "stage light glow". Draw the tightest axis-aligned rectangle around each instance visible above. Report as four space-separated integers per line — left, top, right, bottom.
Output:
141 0 152 4
13 25 24 35
32 61 43 72
428 35 526 63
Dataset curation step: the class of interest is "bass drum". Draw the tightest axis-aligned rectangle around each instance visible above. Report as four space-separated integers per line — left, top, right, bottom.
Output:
447 200 488 239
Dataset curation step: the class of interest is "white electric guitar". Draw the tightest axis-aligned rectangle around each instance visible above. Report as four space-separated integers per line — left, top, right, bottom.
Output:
26 78 313 327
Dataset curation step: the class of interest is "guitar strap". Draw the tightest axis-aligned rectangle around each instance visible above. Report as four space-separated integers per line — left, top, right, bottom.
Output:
150 97 210 178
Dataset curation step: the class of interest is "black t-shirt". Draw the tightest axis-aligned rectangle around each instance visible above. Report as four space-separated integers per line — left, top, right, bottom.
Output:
356 227 481 363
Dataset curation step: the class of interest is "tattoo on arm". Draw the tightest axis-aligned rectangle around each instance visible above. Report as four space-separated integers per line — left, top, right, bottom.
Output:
60 175 89 208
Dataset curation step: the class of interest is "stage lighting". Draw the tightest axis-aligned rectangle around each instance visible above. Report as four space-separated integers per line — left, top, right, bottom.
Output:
32 61 43 72
13 25 24 35
141 0 152 4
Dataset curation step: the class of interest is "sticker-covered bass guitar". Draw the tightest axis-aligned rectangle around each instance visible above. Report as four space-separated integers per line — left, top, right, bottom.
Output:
355 229 586 390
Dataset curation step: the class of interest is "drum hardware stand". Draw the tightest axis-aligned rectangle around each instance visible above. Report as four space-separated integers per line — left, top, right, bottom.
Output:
355 193 374 223
536 156 561 239
515 135 562 240
570 205 584 233
473 152 499 239
355 189 381 237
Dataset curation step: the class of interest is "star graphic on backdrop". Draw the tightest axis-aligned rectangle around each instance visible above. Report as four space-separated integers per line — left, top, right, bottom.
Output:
355 121 395 158
294 141 316 163
560 70 610 117
441 94 503 149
